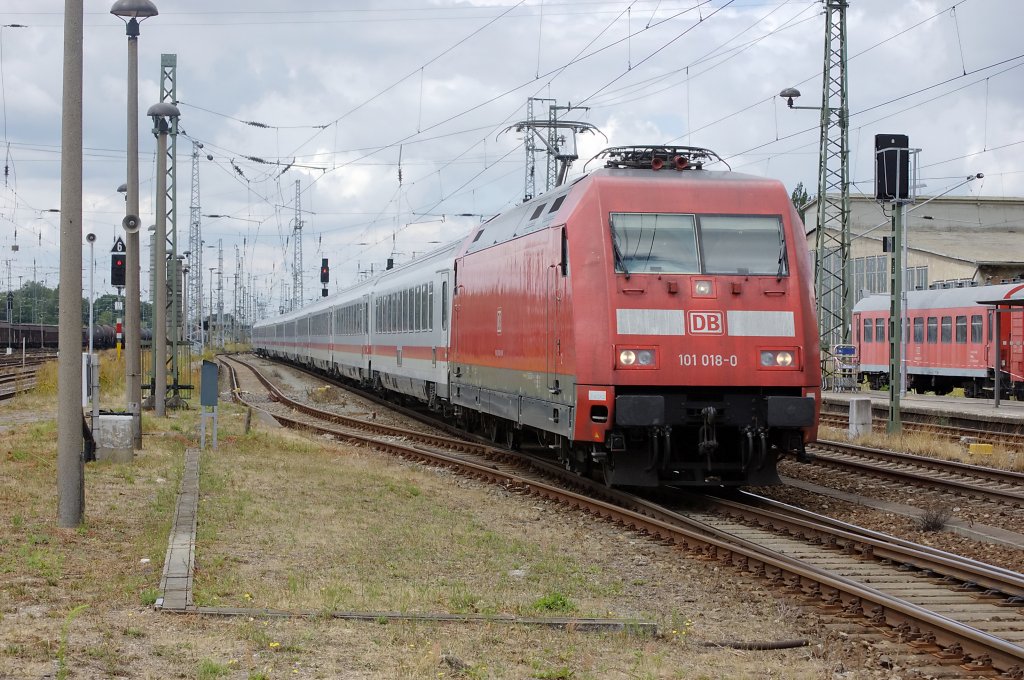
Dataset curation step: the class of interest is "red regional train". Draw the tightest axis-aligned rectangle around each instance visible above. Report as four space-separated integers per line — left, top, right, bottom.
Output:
253 146 821 487
853 281 1024 399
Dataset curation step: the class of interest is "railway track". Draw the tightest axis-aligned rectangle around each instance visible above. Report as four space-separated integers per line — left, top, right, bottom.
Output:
227 355 1024 677
0 365 40 400
806 440 1024 511
820 404 1024 448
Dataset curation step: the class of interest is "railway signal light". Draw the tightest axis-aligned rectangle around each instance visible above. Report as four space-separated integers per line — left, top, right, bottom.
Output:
320 258 329 284
111 254 126 287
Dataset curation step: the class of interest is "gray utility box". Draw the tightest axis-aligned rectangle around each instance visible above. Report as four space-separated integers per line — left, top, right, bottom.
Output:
93 413 134 463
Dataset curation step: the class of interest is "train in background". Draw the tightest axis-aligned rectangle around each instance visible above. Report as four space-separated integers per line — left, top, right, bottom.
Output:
0 321 123 351
853 281 1024 399
254 145 821 488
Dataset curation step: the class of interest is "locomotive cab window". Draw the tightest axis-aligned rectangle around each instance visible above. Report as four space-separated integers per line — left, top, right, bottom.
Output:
609 213 786 276
609 213 699 274
700 215 787 276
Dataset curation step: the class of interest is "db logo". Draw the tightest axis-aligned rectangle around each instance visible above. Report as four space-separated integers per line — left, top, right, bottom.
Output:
688 311 724 335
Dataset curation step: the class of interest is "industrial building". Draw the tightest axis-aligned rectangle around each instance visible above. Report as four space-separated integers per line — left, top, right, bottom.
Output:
801 193 1024 304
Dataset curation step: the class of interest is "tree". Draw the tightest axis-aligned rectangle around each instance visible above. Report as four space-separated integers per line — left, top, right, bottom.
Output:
790 182 810 223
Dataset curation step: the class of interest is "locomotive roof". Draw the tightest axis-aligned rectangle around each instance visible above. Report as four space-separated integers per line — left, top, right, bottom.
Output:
853 281 1024 312
463 166 785 257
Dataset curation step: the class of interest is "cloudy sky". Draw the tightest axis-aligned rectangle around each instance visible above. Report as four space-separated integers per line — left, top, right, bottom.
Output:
0 0 1020 315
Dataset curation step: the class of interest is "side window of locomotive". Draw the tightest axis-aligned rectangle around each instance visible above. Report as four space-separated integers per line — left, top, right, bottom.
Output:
926 317 938 343
699 215 785 275
971 314 982 343
913 317 924 344
863 318 873 343
940 316 952 343
955 315 967 343
874 318 885 343
609 213 699 274
560 227 568 277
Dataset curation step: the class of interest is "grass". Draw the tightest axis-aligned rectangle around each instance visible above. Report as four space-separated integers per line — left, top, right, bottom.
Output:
192 426 610 618
820 424 1023 472
0 357 855 678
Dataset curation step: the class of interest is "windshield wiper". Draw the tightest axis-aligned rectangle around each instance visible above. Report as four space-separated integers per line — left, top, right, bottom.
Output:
776 235 786 281
611 227 631 280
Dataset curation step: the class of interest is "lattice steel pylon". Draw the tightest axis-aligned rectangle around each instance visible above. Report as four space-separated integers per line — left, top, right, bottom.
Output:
160 53 186 404
188 140 204 350
506 98 602 201
521 97 553 202
292 180 303 310
814 0 851 388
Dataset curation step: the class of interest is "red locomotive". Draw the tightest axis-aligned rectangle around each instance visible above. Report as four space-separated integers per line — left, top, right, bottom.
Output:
254 145 821 487
853 281 1024 399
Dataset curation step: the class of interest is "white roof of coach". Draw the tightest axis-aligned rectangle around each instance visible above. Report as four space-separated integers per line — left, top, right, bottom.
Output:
853 281 1024 314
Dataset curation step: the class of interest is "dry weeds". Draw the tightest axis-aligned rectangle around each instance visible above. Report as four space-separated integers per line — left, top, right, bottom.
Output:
0 383 875 678
821 424 1022 472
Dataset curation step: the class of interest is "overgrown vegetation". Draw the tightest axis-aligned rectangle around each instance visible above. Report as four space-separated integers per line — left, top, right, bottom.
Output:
917 505 952 532
820 425 1022 472
0 359 850 678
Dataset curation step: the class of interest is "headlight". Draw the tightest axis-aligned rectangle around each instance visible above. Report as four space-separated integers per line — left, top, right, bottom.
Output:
760 350 796 368
694 280 713 296
618 348 657 368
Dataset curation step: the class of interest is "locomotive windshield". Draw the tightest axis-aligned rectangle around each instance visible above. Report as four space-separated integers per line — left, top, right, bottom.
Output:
610 213 786 276
609 213 700 275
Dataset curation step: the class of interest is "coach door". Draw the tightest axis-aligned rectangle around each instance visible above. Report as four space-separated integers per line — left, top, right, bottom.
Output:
1010 307 1024 381
546 227 567 396
362 294 370 359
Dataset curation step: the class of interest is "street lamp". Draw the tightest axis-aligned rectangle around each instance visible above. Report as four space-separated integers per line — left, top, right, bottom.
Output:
147 101 179 418
111 0 158 447
208 267 216 351
178 253 189 360
779 83 850 389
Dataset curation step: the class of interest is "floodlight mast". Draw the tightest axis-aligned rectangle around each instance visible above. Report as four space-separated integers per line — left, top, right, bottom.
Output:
110 0 158 447
777 0 850 390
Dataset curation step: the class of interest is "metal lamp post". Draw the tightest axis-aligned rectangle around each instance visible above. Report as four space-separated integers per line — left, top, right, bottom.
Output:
111 0 157 446
780 85 850 389
147 101 179 418
208 267 216 350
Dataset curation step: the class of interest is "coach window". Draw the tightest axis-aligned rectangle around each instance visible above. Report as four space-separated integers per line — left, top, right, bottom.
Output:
415 284 423 329
863 318 873 343
955 315 967 343
940 316 952 343
441 281 449 330
428 282 434 331
927 317 938 343
971 314 983 342
913 317 924 343
874 318 885 343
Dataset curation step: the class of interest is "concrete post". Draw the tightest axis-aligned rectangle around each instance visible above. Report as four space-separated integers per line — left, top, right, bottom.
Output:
848 398 872 439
